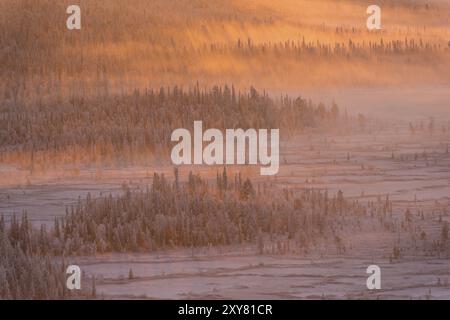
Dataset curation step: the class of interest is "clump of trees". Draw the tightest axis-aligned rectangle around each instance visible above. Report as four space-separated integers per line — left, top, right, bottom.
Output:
2 169 377 257
59 168 365 254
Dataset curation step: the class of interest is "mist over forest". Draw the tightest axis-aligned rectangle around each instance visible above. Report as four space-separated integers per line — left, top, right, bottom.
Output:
1 0 450 300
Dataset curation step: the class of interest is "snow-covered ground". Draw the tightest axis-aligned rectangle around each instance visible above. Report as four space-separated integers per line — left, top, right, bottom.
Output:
72 249 450 300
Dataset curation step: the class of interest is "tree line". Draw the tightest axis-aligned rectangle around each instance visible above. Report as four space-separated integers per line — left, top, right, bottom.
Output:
0 86 344 167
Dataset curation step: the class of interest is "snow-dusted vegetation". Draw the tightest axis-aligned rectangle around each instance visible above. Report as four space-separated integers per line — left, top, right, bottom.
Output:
0 86 343 168
1 0 450 300
1 169 382 256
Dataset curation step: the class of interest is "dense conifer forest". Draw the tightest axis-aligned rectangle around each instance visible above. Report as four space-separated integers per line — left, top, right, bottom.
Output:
0 86 345 166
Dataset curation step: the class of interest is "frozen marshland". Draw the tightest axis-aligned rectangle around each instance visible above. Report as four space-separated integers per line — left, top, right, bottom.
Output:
1 117 449 299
